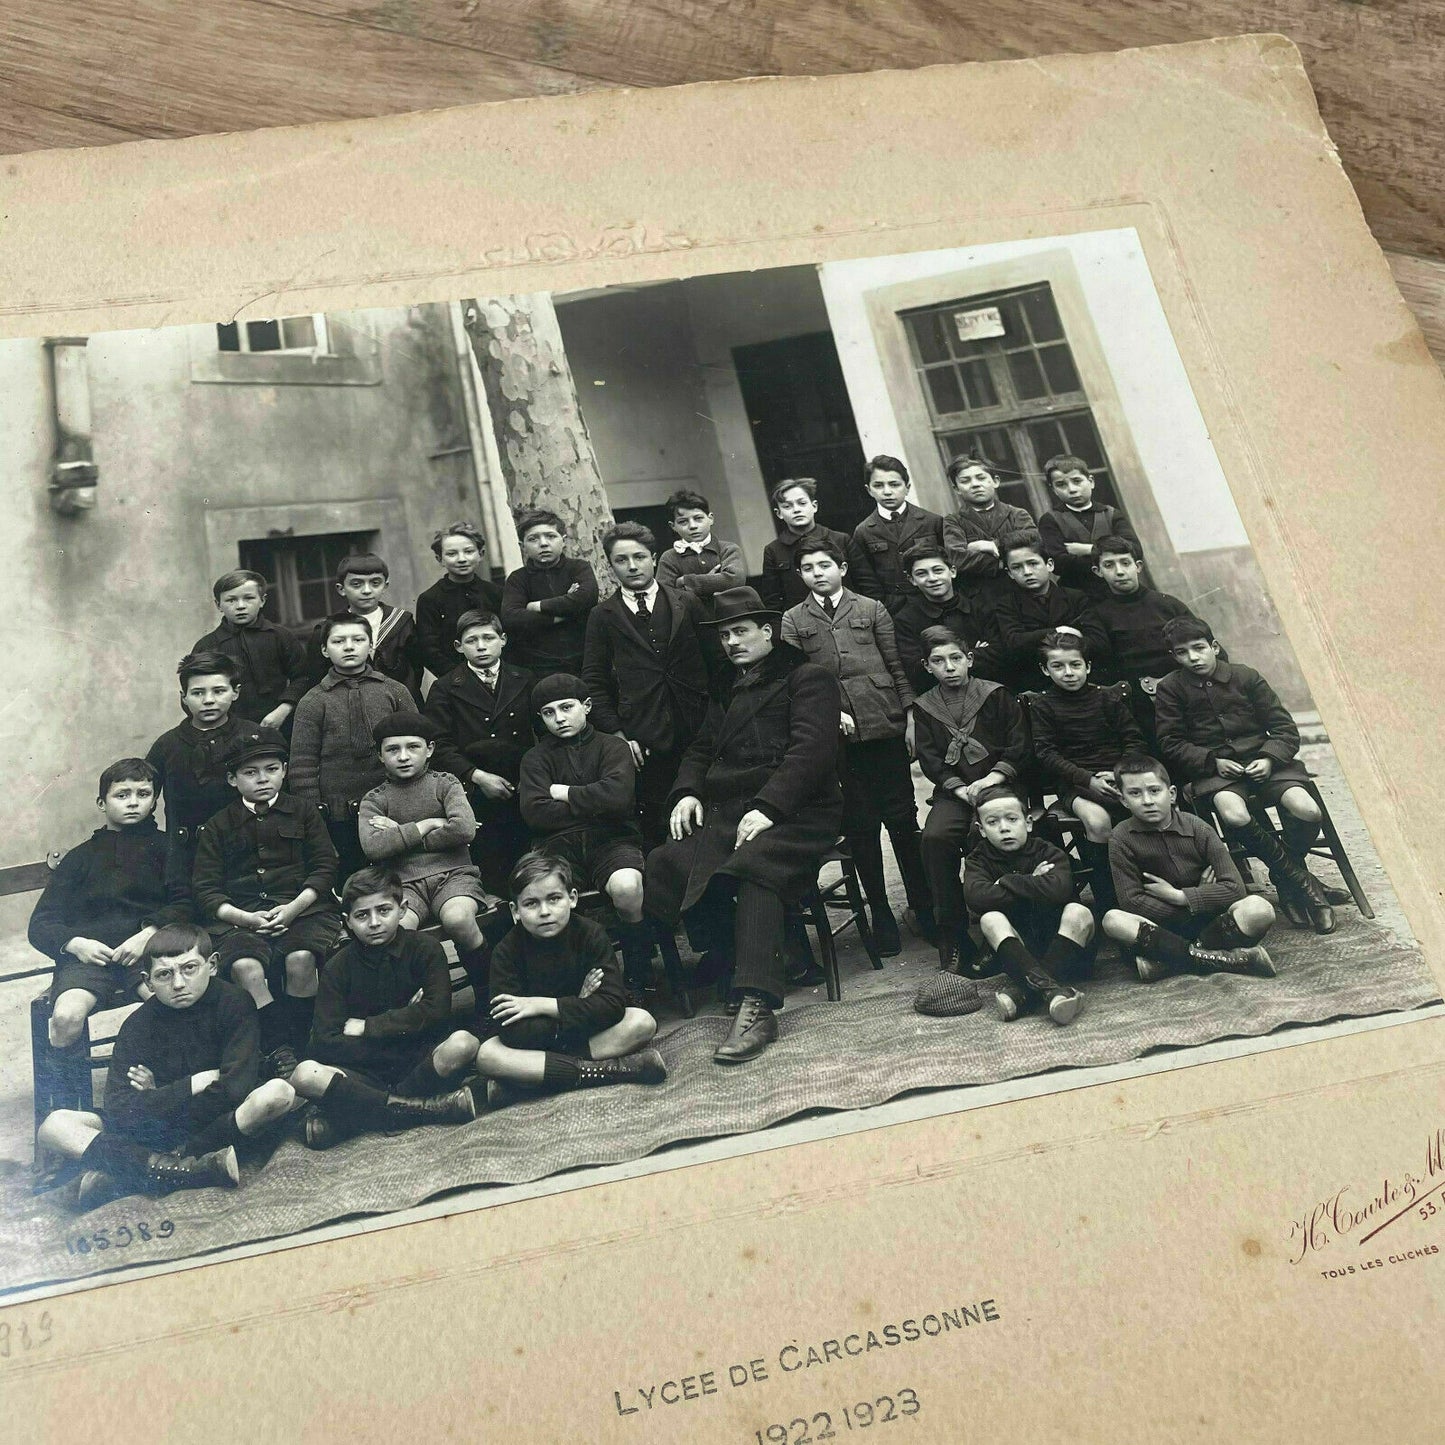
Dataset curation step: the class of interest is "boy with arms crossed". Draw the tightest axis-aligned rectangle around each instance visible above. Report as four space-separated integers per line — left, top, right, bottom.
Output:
941 455 1035 597
292 868 479 1149
475 853 665 1095
500 508 600 676
37 924 295 1206
192 569 308 730
655 488 747 603
759 477 852 612
893 540 1001 695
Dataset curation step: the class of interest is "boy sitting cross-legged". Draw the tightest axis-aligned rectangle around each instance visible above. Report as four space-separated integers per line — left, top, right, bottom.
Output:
358 711 494 1007
1027 629 1145 913
913 626 1029 979
1102 754 1277 981
37 924 296 1209
517 675 656 991
1153 617 1341 934
191 727 340 1076
474 852 666 1096
29 759 187 1058
960 784 1089 1025
291 868 480 1150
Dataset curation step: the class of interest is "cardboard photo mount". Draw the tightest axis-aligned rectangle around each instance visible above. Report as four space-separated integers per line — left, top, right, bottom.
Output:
3 36 1444 1441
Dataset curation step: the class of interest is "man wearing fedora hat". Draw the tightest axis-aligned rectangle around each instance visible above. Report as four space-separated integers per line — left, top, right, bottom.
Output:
644 586 844 1063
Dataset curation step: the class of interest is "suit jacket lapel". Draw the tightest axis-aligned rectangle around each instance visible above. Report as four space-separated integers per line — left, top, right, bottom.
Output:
610 590 652 650
714 664 790 751
493 664 530 714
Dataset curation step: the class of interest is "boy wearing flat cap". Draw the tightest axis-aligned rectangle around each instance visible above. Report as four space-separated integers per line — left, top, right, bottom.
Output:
518 674 656 991
358 710 494 1005
191 727 339 1075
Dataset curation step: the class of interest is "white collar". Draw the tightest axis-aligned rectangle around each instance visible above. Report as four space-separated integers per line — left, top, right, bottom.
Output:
468 660 500 680
876 503 908 521
814 591 843 612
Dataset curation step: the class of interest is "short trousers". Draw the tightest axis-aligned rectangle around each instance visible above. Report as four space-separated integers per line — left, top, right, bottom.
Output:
214 908 343 979
400 866 489 922
101 1095 234 1156
50 958 146 1008
496 1015 596 1057
1190 759 1311 807
1057 789 1131 821
320 1026 455 1091
540 831 646 895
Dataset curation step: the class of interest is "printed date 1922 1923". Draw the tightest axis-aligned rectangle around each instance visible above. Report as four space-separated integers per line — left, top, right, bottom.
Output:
755 1388 922 1442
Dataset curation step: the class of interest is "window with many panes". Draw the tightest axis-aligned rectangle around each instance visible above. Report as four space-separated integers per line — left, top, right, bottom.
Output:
217 315 330 355
238 531 375 629
901 283 1122 521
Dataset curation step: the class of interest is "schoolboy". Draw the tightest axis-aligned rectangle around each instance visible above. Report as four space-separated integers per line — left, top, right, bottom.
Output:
358 711 494 1002
36 924 296 1205
655 488 747 603
1102 754 1278 980
893 539 1001 694
781 538 933 954
991 530 1109 695
1027 629 1145 911
961 784 1089 1025
146 651 259 882
499 508 600 675
291 868 479 1150
474 853 666 1095
1091 533 1216 730
582 522 714 848
940 455 1035 596
425 609 534 896
759 477 853 612
517 674 656 988
191 728 339 1070
415 521 503 683
1037 454 1140 593
192 568 308 729
289 614 413 882
304 552 423 700
30 759 186 1057
1153 617 1338 933
847 454 946 616
912 626 1029 975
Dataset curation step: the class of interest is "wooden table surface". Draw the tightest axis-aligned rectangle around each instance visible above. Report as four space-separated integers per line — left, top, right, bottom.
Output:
4 1 1443 359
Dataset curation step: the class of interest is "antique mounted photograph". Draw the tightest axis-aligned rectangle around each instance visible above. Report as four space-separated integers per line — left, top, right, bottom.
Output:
1 227 1436 1303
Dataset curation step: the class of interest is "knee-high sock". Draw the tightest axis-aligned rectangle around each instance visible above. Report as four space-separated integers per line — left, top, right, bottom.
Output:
731 881 786 1006
1041 933 1087 980
1135 920 1195 966
81 1132 154 1185
541 1053 581 1092
282 993 315 1052
322 1072 389 1124
394 1052 452 1098
994 935 1045 994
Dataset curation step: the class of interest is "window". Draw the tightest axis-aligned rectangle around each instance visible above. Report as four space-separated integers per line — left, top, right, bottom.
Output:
238 531 375 629
902 283 1121 519
216 315 330 355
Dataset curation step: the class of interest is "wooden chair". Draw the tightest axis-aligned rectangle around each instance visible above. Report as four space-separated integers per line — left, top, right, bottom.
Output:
791 840 882 1003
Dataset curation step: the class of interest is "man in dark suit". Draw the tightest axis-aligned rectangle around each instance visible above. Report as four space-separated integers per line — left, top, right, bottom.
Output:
645 587 843 1065
423 608 534 899
583 522 717 849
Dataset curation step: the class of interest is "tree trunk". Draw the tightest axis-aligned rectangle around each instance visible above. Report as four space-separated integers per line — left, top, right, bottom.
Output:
460 293 615 593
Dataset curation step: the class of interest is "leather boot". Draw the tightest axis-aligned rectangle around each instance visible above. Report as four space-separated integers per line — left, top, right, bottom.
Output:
383 1086 477 1128
714 992 778 1064
575 1048 668 1087
936 925 977 975
1234 820 1335 934
145 1146 240 1194
618 922 657 996
303 1106 359 1152
1187 942 1277 978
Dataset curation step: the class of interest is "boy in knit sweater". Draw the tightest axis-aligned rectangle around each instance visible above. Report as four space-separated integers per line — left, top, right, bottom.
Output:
517 674 655 990
474 852 665 1096
289 614 412 885
358 711 494 1005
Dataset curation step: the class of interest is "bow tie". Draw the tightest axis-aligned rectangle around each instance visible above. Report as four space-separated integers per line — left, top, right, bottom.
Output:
674 540 705 554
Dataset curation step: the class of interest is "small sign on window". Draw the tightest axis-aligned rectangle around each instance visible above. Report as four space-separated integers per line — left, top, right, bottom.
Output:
953 306 1006 342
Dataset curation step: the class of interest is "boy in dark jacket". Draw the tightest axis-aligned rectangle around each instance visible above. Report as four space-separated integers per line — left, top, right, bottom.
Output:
781 538 932 953
1037 454 1140 594
962 785 1090 1024
893 540 1002 694
655 488 747 604
847 454 946 616
474 852 665 1094
912 626 1029 976
35 924 296 1206
147 651 260 888
303 552 423 701
192 569 308 730
191 728 339 1069
499 508 600 675
291 868 480 1149
1154 617 1338 933
991 530 1109 694
941 455 1035 598
583 523 714 848
1102 754 1278 981
760 477 853 612
425 609 534 896
30 759 187 1054
518 674 653 987
415 522 503 684
1028 629 1145 911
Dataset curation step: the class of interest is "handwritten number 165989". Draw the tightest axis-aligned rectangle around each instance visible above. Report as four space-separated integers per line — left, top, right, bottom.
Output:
755 1388 922 1442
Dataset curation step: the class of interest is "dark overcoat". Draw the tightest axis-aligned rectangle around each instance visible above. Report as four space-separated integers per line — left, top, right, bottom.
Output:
644 642 843 919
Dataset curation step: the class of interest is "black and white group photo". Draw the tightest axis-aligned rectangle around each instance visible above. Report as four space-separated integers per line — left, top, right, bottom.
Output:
1 229 1436 1300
